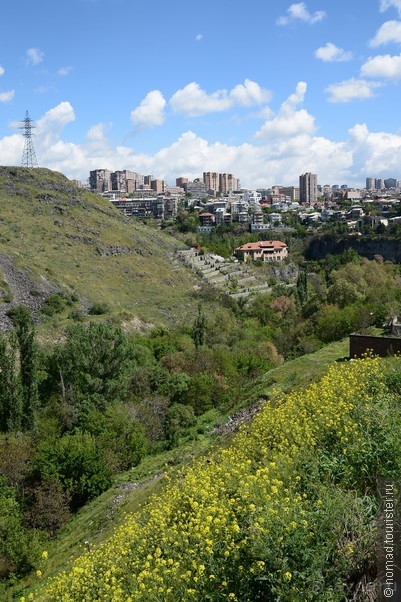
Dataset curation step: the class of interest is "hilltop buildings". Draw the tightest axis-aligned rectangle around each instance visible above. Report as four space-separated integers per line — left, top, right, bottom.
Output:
299 172 317 204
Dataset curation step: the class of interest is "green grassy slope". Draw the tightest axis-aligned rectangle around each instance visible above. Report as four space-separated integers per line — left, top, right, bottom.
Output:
30 353 400 601
4 337 350 601
0 167 198 325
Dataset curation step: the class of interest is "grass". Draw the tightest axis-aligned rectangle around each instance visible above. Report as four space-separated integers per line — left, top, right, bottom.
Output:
0 167 199 327
239 337 350 407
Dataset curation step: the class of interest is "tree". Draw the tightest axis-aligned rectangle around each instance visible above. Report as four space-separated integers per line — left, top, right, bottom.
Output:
0 332 22 431
296 267 308 306
192 304 206 349
7 306 38 430
47 322 137 415
34 431 113 510
25 477 71 537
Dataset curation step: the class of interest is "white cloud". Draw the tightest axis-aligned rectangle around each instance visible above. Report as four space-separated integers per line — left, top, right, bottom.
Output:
130 90 166 127
277 2 326 25
255 82 315 139
3 99 401 189
0 90 14 103
281 81 307 110
370 20 401 46
361 52 401 78
26 47 44 66
86 123 112 142
36 102 75 147
170 82 231 116
325 78 381 102
0 66 4 77
255 109 315 139
195 33 203 41
380 0 401 16
315 42 352 62
57 66 73 76
230 79 271 106
170 80 270 116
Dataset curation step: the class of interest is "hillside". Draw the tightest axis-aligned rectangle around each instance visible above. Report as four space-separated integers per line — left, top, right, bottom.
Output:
0 167 198 328
26 353 401 602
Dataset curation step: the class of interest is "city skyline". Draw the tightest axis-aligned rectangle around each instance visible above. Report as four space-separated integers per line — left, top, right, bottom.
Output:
1 1 401 187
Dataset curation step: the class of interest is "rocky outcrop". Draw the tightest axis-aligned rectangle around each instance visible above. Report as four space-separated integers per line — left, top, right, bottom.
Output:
305 234 401 263
96 245 151 257
0 253 59 331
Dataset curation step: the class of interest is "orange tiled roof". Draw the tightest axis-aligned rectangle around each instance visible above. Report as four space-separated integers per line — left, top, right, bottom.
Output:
235 240 287 251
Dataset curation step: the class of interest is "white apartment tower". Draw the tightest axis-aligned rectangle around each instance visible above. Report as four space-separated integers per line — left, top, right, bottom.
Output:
299 172 317 204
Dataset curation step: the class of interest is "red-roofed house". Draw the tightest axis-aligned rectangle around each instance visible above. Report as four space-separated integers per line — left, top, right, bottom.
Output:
198 212 215 227
234 240 288 262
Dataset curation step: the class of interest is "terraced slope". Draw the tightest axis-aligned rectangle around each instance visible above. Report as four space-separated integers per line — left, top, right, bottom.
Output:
0 167 198 326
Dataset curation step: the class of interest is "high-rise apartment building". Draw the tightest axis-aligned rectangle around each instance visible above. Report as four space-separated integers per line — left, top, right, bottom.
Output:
89 169 112 192
366 177 375 190
203 172 220 193
299 172 317 204
203 172 239 194
219 173 239 194
176 177 188 189
384 178 397 189
375 178 385 189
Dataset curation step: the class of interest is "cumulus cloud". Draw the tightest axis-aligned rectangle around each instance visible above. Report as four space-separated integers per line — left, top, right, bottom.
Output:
380 0 401 16
36 102 75 147
0 90 14 102
170 83 231 116
2 99 401 189
0 66 4 77
370 20 401 46
230 79 271 106
86 123 112 142
130 90 166 127
315 42 352 62
277 2 326 25
170 80 270 116
26 47 44 66
361 52 401 78
255 82 315 139
325 78 381 102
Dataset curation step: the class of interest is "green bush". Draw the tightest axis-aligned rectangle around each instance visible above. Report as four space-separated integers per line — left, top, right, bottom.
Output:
33 431 113 510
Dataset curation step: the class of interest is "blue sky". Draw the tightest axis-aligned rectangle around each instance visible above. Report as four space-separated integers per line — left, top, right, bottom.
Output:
2 0 401 188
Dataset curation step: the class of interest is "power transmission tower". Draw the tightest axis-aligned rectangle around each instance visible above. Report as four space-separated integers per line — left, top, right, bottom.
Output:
20 110 38 168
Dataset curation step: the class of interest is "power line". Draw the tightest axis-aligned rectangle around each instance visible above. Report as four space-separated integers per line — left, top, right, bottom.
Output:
20 110 38 168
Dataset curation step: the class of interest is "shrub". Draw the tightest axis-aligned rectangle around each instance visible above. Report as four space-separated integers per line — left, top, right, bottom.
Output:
33 431 113 510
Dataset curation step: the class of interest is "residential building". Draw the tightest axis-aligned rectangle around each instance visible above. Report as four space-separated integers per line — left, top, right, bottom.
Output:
186 178 206 197
198 212 215 227
234 240 288 262
203 172 220 194
366 177 375 190
299 172 317 204
89 169 112 192
151 179 165 195
280 186 300 202
219 173 239 194
176 177 188 189
384 178 397 189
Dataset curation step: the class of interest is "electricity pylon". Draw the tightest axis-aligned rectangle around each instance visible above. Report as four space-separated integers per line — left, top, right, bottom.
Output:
20 110 38 168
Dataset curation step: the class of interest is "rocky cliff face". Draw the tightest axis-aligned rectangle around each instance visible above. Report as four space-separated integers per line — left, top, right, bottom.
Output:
305 235 401 263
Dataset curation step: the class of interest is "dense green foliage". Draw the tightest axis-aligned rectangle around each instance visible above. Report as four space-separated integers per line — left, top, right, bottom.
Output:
34 357 401 601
